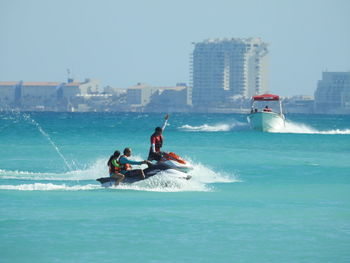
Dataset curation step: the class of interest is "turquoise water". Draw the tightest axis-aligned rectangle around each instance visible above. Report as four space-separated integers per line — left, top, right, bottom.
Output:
1 112 350 262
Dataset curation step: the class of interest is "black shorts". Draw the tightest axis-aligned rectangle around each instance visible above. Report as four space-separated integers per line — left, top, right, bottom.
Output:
147 149 162 161
124 169 143 178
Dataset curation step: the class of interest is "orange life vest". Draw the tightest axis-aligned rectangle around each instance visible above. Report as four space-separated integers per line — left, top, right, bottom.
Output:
119 155 132 170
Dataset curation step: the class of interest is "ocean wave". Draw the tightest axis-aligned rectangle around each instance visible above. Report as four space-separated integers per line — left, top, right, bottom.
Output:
179 121 247 132
270 120 350 134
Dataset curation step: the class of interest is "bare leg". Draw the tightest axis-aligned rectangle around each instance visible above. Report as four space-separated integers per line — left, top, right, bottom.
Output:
140 170 145 179
112 173 125 186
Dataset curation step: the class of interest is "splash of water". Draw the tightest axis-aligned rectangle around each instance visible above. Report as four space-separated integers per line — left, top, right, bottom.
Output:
22 113 73 171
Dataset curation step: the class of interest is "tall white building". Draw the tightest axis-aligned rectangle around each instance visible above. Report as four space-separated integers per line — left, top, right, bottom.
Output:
191 38 268 107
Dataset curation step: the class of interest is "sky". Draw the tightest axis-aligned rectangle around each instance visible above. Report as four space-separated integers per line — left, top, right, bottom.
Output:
0 0 349 96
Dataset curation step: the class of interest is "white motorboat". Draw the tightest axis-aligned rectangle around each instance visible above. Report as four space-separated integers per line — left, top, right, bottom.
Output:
247 94 285 132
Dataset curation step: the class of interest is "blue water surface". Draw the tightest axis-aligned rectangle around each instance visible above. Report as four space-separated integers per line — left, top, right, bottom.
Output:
0 112 350 263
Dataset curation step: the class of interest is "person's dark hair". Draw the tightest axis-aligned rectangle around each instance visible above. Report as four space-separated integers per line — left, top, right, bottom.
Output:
123 147 131 155
155 127 162 133
107 150 120 166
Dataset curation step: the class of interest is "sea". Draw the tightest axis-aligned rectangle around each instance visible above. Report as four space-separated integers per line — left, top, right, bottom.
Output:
0 111 349 263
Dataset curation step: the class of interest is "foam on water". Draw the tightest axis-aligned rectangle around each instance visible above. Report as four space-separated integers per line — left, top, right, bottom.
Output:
179 120 248 132
0 158 239 192
270 120 350 134
0 158 106 181
0 183 100 191
179 118 350 134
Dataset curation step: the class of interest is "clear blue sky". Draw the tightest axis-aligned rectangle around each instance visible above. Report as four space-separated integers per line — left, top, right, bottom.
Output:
1 0 349 96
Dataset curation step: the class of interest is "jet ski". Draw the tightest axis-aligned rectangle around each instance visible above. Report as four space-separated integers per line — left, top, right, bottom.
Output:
96 152 193 187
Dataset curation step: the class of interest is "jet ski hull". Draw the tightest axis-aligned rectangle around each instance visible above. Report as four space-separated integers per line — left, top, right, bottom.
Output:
96 163 192 187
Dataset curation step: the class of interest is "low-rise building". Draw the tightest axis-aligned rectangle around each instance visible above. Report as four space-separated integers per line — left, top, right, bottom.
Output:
127 83 190 112
283 95 314 114
0 79 101 111
0 82 19 108
127 83 159 108
21 82 63 110
146 85 189 112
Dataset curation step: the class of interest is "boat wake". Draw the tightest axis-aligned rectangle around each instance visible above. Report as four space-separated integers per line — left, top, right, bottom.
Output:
179 120 248 132
0 158 239 192
270 120 350 134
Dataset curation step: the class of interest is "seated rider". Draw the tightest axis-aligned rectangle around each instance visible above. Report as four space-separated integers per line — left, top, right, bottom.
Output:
263 105 272 112
119 148 148 179
148 114 169 162
107 150 125 186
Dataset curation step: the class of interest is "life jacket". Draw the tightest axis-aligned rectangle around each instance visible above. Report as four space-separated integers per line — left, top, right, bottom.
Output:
109 157 121 174
119 155 132 171
151 133 163 152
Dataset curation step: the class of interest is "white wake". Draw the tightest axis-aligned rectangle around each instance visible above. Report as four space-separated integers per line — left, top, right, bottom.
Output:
179 120 248 132
270 120 350 134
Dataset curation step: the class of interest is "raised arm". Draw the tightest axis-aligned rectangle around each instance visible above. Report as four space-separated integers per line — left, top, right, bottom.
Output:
162 114 169 131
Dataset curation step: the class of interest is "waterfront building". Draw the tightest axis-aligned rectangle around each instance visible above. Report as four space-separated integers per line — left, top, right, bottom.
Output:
145 84 189 112
127 83 190 112
0 82 20 108
191 38 268 108
0 79 101 111
314 72 350 114
21 82 62 110
127 83 158 108
283 95 315 114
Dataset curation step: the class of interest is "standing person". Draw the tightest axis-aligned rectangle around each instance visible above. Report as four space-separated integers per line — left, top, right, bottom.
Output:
148 114 169 161
107 150 125 186
119 148 148 179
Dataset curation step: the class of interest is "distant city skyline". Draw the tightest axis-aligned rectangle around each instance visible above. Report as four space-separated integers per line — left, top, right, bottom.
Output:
1 0 350 96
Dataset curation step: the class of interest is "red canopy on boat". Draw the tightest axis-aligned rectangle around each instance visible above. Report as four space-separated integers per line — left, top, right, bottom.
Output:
252 94 280 101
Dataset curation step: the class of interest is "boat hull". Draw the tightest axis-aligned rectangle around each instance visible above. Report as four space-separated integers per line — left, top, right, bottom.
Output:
247 112 285 132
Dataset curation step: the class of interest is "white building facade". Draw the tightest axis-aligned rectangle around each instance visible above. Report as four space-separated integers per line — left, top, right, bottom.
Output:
191 38 268 108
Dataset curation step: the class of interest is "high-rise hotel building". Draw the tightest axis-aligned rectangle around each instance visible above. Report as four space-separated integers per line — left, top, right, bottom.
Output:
191 38 268 107
314 72 350 114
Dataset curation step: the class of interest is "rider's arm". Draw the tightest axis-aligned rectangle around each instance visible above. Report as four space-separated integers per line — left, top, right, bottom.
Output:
162 119 168 131
119 156 143 165
161 114 169 131
151 136 156 153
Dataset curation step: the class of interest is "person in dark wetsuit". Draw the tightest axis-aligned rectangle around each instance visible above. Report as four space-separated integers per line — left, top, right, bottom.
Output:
107 150 125 186
148 114 169 161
